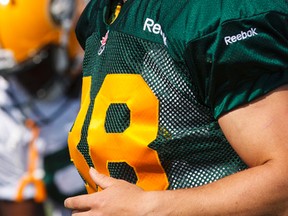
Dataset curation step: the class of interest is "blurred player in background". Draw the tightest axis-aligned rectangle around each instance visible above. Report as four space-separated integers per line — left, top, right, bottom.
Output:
0 0 86 215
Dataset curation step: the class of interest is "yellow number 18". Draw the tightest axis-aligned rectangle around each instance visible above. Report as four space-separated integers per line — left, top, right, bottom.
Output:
69 74 168 193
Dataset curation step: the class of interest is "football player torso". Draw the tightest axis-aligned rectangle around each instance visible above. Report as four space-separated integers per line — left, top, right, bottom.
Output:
68 0 288 193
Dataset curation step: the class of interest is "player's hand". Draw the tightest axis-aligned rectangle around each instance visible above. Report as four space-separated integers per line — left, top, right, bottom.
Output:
64 167 151 216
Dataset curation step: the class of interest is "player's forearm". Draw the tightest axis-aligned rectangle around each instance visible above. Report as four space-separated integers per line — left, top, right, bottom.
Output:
147 161 288 216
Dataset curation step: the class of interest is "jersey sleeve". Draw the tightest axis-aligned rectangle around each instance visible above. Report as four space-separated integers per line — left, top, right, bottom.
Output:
186 10 288 119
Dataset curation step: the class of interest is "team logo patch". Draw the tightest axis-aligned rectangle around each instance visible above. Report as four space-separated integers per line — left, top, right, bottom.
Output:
98 30 109 55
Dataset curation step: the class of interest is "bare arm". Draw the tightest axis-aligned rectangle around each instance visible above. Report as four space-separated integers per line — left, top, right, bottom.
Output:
154 84 288 215
65 85 288 216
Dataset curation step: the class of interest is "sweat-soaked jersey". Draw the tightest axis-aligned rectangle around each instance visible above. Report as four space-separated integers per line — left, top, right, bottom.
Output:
68 0 288 193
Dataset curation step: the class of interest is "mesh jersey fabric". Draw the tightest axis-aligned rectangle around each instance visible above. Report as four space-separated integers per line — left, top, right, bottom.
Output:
68 0 288 192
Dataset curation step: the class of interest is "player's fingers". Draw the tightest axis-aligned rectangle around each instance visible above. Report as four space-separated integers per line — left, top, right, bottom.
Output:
64 194 92 210
89 167 116 189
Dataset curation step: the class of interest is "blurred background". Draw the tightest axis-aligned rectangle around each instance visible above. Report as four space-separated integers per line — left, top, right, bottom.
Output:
0 0 88 215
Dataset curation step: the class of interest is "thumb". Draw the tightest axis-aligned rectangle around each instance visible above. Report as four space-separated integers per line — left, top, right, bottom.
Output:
89 167 116 189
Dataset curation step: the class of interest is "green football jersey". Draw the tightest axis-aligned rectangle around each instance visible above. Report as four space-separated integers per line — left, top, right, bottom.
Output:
68 0 288 192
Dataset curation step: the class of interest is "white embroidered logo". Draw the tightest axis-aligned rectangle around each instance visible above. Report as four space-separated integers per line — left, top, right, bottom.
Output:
143 18 167 46
224 28 258 45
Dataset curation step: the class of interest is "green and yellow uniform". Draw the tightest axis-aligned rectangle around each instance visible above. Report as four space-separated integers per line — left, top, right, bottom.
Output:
68 0 288 193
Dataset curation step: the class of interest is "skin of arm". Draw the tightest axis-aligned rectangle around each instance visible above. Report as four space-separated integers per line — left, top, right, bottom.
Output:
64 84 288 216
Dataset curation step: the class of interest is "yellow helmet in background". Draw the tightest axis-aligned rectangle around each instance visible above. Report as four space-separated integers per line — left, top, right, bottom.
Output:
0 0 84 73
0 0 86 98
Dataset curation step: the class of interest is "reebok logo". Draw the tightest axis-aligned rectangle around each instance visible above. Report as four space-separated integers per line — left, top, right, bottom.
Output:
143 18 167 46
224 28 258 45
